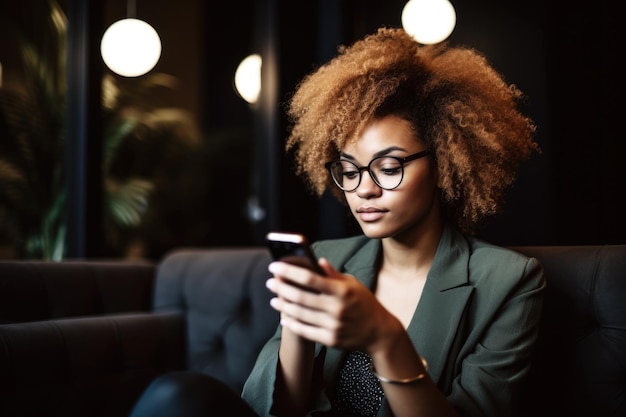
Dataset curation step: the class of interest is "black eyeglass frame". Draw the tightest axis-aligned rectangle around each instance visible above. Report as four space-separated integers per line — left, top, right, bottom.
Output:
324 149 430 192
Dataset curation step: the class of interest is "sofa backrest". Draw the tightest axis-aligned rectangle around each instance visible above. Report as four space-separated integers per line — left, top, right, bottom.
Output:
0 260 155 324
153 247 279 395
513 245 626 417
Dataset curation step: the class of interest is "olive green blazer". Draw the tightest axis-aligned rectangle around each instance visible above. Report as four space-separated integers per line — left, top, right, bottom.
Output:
242 225 545 417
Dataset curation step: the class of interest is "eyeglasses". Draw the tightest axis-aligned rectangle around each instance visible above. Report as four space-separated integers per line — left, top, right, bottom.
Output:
324 150 430 192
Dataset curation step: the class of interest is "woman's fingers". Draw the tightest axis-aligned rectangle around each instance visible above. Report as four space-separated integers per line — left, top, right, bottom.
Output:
265 258 386 349
267 258 339 293
266 276 340 317
270 296 332 326
279 314 339 346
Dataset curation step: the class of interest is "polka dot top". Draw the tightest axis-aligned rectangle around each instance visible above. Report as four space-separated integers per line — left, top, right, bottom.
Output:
327 350 384 417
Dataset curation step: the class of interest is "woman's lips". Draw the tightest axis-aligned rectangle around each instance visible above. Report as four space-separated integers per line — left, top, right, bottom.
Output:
356 207 387 222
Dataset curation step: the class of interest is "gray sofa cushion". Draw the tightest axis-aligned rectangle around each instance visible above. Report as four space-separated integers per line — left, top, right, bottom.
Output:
153 247 279 394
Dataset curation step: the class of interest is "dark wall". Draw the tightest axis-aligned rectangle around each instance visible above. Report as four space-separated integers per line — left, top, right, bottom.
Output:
542 1 625 245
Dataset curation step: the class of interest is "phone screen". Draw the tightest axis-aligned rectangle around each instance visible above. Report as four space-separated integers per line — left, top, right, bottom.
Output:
266 232 325 275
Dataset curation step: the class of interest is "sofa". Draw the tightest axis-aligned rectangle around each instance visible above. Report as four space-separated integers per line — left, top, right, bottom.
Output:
0 244 624 417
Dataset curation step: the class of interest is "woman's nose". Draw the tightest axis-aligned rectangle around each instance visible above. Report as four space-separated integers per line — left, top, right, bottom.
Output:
356 170 382 198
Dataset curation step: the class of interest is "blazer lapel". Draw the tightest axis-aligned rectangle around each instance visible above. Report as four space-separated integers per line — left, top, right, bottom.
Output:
407 225 473 384
319 228 474 388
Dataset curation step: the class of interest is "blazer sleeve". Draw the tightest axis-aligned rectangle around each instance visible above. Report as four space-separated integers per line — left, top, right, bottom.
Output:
241 326 332 417
240 325 281 416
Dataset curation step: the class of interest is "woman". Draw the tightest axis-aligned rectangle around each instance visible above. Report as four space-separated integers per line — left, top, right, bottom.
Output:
241 27 544 417
129 27 544 417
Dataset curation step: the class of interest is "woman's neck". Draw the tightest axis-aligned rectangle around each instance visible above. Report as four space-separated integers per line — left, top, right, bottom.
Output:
380 220 443 276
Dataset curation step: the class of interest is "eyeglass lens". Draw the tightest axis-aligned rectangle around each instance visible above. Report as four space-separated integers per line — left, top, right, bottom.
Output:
330 157 405 191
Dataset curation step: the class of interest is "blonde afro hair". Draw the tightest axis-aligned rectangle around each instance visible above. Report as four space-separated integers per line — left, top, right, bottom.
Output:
285 27 539 234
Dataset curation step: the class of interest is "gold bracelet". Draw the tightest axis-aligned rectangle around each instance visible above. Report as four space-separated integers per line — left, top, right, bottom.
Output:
370 356 429 385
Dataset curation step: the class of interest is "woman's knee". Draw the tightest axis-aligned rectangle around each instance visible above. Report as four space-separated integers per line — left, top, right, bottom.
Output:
129 372 258 417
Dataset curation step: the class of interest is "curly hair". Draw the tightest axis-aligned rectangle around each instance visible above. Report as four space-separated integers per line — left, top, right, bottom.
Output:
285 27 539 234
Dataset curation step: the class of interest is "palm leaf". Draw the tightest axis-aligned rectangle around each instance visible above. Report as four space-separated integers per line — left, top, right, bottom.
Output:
105 179 154 227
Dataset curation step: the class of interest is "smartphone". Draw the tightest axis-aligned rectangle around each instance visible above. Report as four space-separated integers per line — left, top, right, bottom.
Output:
265 232 325 275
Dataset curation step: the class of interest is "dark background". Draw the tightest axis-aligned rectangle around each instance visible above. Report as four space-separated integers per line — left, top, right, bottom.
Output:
245 0 625 248
1 0 624 259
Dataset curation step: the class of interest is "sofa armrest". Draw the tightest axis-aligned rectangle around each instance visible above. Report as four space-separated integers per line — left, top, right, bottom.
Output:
0 311 185 417
0 260 156 323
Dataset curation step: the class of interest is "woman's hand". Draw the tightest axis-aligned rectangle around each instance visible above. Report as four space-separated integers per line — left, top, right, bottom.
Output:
267 259 456 417
266 258 399 352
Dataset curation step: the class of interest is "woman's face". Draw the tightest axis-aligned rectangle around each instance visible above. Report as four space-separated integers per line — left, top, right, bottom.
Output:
340 115 441 241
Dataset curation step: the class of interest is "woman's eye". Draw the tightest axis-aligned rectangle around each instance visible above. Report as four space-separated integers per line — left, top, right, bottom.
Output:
343 171 359 179
379 166 402 176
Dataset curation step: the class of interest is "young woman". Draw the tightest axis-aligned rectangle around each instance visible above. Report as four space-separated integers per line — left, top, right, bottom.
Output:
241 27 544 417
129 27 544 417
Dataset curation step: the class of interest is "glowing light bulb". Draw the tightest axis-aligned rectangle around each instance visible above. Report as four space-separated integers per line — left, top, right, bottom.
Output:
101 18 161 77
401 0 456 44
235 54 262 104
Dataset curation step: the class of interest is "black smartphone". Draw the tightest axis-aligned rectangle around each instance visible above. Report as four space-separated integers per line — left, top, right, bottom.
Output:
265 232 325 275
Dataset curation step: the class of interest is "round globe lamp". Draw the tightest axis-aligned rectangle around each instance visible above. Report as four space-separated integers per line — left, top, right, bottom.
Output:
402 0 456 44
235 54 262 104
101 18 161 77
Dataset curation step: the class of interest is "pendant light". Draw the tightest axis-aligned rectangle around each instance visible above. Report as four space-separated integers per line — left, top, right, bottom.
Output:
235 54 262 104
100 0 161 77
401 0 457 44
